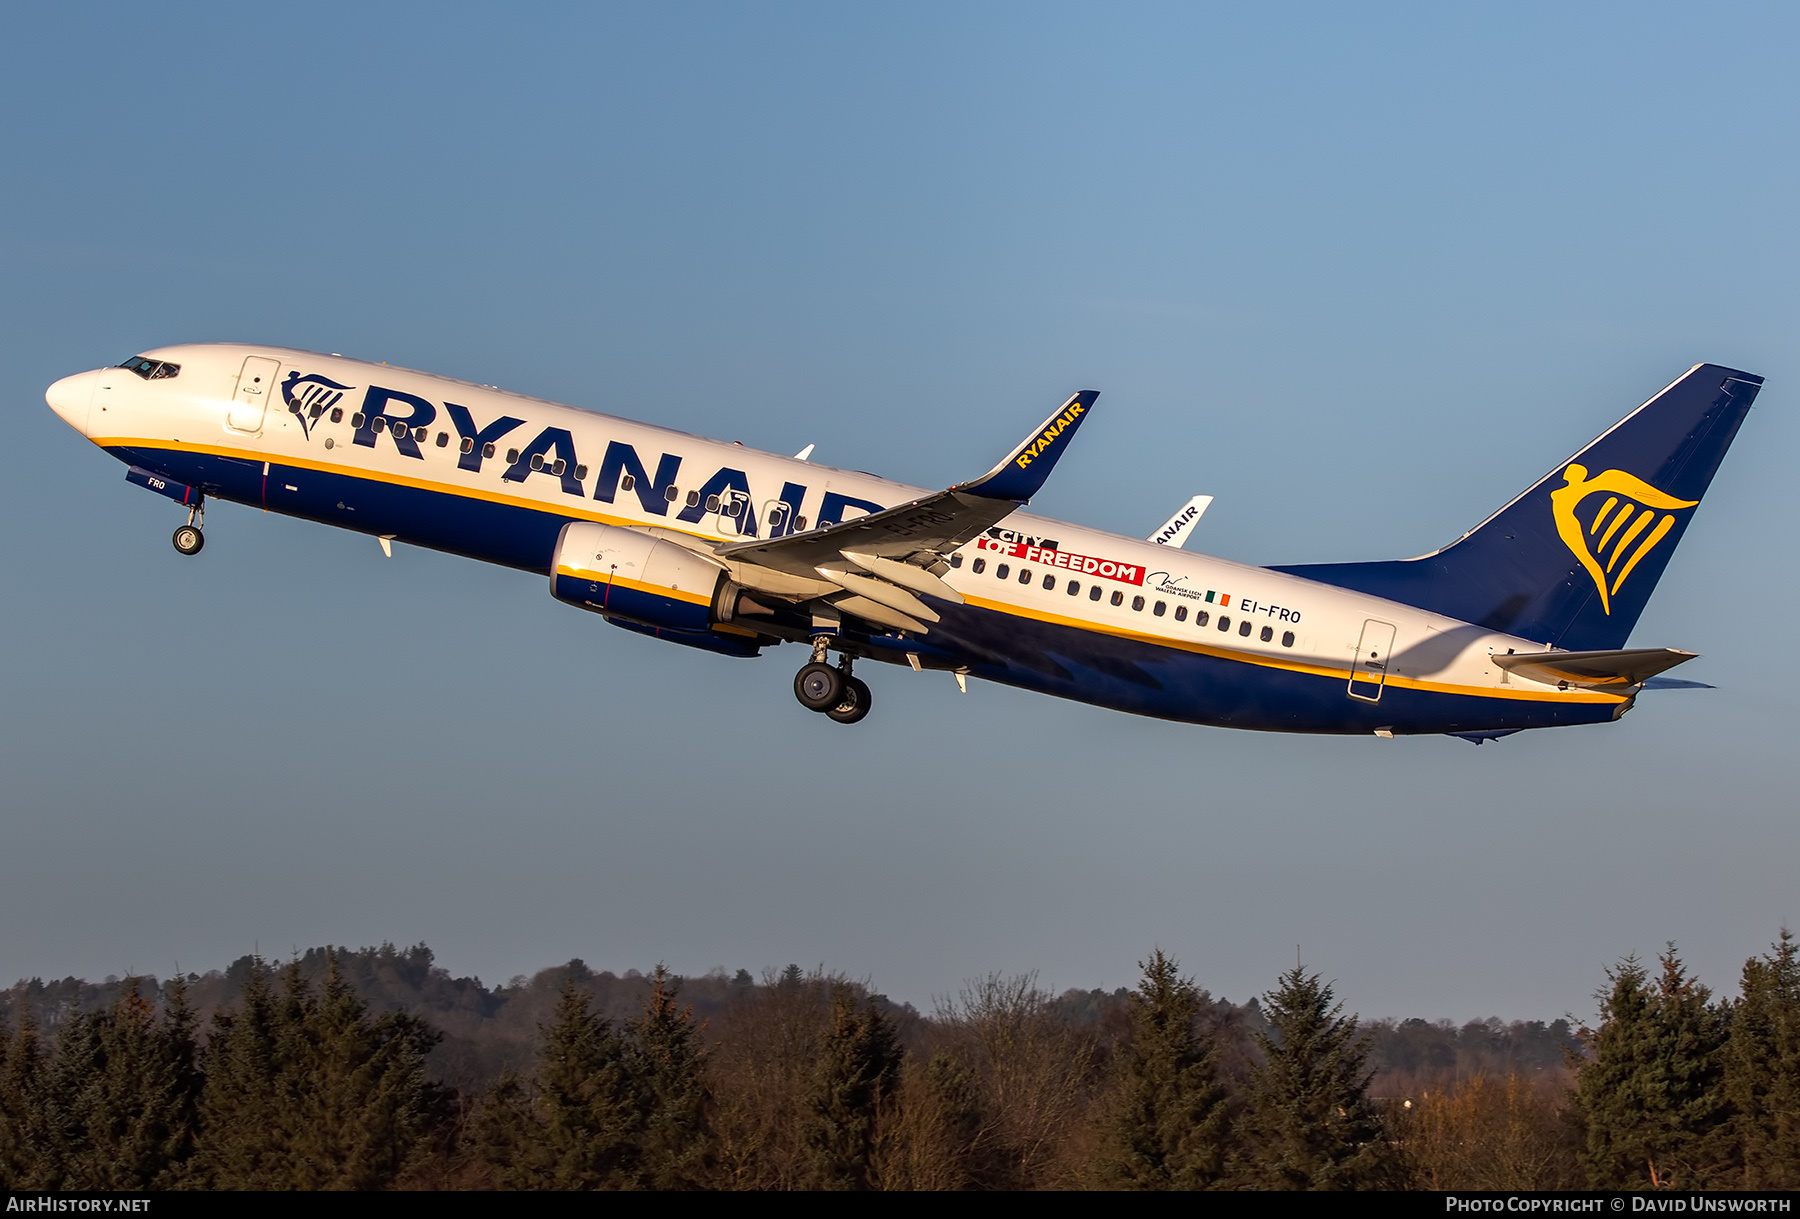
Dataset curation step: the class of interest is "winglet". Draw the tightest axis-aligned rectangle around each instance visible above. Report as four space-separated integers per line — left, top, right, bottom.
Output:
954 391 1099 502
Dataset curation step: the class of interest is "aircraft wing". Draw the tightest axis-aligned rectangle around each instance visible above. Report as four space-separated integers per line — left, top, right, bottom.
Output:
717 390 1099 579
1491 647 1697 688
704 390 1098 635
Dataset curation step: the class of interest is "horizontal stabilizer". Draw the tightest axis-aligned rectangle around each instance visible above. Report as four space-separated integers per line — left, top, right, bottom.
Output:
1640 676 1714 690
1492 647 1697 688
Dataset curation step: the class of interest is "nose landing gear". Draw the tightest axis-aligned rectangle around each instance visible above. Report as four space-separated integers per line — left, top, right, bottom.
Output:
172 502 205 555
793 636 873 724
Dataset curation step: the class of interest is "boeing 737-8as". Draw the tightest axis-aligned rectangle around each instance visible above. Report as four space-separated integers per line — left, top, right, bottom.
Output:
44 346 1760 738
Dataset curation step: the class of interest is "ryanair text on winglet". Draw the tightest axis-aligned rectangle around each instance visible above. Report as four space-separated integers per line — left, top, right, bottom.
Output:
1014 402 1085 469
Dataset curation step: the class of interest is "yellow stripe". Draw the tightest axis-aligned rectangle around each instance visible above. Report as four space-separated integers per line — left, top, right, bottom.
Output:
1589 496 1619 535
95 435 721 544
552 567 714 607
1596 500 1635 553
1606 509 1654 573
958 593 1624 705
1611 513 1675 596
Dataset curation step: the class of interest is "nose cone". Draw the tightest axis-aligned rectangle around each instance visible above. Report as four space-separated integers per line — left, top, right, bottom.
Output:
46 369 99 437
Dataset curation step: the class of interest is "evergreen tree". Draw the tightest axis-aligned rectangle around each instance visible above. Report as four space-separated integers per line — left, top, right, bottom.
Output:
802 984 904 1189
1094 949 1230 1189
1724 929 1800 1188
0 1008 57 1188
283 953 445 1189
187 955 282 1187
188 952 444 1189
1237 965 1395 1190
1578 947 1731 1189
50 978 202 1189
481 979 638 1188
626 966 711 1189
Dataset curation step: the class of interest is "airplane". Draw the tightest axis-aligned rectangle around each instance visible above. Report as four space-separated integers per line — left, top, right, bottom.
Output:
44 346 1760 739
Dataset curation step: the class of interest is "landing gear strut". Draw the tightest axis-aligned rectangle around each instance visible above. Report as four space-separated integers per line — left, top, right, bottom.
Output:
793 637 873 724
172 502 205 556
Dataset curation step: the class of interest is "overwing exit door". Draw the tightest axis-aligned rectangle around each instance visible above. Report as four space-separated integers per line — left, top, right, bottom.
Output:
1348 619 1397 702
227 356 281 432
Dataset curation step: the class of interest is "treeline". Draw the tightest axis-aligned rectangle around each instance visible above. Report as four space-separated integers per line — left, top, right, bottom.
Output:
1 934 1795 1189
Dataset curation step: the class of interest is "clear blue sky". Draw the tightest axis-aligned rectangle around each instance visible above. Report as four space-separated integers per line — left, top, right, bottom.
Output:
3 2 1796 1020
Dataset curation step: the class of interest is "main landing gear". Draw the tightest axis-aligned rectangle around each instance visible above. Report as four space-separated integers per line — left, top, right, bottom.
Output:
172 502 205 556
793 637 872 725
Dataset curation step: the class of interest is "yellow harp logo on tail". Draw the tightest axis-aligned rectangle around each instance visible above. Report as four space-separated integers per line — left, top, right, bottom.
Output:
1550 464 1697 615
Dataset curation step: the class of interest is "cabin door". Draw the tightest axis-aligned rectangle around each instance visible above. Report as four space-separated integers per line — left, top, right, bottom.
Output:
227 356 281 433
1348 619 1397 702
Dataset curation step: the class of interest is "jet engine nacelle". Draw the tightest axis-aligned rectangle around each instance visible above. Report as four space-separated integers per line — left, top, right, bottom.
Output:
551 520 729 632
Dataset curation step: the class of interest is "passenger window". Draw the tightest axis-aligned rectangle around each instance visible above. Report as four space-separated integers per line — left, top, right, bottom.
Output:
1260 625 1273 642
996 564 1010 580
705 494 721 512
686 490 701 508
1089 585 1102 601
483 442 496 459
392 423 408 439
372 417 388 433
1218 616 1230 631
437 431 450 448
1019 568 1032 584
1282 630 1295 647
620 473 635 490
552 459 567 476
308 403 325 419
794 516 807 530
506 448 519 463
1066 580 1080 596
529 453 544 471
725 499 742 517
1239 619 1253 637
459 436 473 453
1153 601 1166 616
351 413 366 428
1196 610 1209 627
664 485 679 502
1174 605 1187 622
574 463 587 479
950 553 963 568
1111 590 1124 607
330 408 344 424
1131 596 1145 612
972 558 987 574
1043 574 1056 590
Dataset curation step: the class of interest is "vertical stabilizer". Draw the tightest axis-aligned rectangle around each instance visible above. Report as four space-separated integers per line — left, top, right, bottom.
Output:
1273 364 1762 650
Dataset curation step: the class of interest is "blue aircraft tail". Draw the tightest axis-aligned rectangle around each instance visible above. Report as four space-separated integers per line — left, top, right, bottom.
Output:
1272 364 1763 651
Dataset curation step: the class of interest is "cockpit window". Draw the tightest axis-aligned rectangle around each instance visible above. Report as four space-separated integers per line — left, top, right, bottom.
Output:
119 357 180 380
